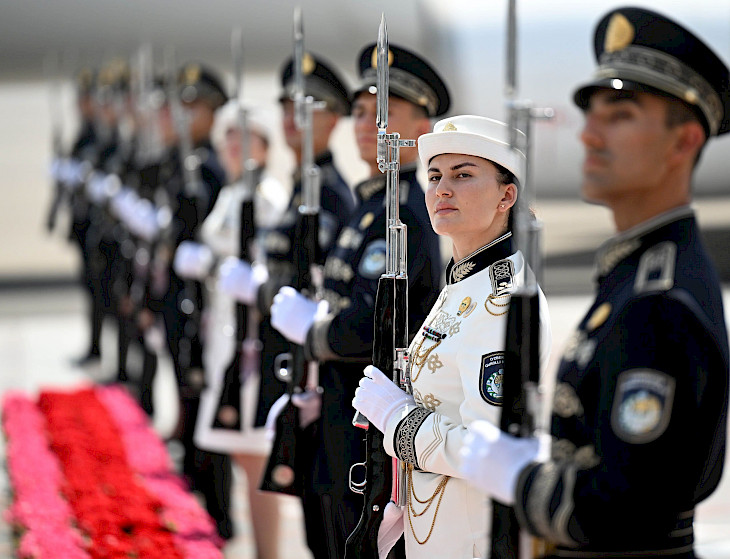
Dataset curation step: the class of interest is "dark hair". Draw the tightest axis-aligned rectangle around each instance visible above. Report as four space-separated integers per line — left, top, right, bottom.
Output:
492 161 521 233
663 94 707 167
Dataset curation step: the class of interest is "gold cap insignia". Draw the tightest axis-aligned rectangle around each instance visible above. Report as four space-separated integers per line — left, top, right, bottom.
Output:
443 122 457 132
183 63 201 85
371 47 394 68
302 52 316 75
359 212 375 229
586 302 611 331
604 13 635 53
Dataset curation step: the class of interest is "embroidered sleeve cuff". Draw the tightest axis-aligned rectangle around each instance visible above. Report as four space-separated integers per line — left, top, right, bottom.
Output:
305 314 337 362
513 461 583 548
385 405 432 468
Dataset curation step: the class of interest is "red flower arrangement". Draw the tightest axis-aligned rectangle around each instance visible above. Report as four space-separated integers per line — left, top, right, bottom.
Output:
2 387 224 559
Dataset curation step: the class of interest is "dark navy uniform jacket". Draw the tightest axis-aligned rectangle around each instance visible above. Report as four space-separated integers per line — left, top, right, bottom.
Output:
515 207 729 558
254 151 355 425
303 164 442 491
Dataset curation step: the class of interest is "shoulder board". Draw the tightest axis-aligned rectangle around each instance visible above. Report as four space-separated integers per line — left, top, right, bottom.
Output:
634 241 676 294
490 258 516 295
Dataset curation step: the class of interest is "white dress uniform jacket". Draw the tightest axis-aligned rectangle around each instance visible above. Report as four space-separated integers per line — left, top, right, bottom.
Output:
383 233 552 558
194 175 288 454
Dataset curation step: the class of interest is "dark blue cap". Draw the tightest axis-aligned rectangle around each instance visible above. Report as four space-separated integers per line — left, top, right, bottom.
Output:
574 6 730 136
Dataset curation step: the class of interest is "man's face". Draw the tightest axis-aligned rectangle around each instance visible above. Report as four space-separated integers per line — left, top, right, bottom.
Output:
280 98 338 154
351 92 428 167
579 88 678 206
182 100 215 144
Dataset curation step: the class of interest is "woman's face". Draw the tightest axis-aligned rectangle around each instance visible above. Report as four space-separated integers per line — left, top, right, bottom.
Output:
220 127 268 180
426 153 515 258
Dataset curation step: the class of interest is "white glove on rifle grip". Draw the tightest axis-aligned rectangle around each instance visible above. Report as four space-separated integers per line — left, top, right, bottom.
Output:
217 257 269 305
352 365 414 434
378 502 404 559
173 241 214 280
458 419 544 505
270 286 327 346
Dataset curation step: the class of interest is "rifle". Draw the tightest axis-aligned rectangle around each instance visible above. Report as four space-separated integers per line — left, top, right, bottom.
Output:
260 6 325 496
210 27 260 430
490 2 552 558
345 14 413 559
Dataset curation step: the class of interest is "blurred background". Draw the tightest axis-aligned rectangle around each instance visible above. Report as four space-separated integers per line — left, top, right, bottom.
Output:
1 0 730 290
1 1 729 557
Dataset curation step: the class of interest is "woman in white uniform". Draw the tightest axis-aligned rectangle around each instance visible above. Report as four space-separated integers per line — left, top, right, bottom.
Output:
172 100 288 559
352 115 552 558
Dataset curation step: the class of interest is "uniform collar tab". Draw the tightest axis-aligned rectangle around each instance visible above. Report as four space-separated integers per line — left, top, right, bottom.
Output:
446 232 513 285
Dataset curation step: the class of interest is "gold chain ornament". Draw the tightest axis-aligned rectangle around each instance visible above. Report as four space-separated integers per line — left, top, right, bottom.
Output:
485 292 511 316
406 463 450 545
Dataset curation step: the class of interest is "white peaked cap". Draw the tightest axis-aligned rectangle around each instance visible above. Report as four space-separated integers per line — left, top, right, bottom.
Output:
418 115 525 181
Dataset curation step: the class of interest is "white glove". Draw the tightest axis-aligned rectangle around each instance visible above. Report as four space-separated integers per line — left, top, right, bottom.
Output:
265 393 290 441
86 172 108 204
458 420 543 505
109 187 136 220
217 257 268 305
377 502 404 558
270 286 328 346
291 389 322 429
352 365 414 434
130 198 160 242
173 241 213 280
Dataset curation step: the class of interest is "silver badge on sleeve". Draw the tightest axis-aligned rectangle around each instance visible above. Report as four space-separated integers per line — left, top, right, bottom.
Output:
611 368 675 444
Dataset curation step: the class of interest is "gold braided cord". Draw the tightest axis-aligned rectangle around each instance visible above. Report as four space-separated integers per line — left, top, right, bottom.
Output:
485 293 511 316
406 464 451 545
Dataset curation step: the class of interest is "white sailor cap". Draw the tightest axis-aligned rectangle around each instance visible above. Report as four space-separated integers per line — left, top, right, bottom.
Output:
418 115 525 181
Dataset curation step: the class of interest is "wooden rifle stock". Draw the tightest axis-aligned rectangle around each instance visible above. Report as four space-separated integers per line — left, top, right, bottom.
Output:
491 290 540 559
211 193 256 430
345 274 408 559
259 210 319 496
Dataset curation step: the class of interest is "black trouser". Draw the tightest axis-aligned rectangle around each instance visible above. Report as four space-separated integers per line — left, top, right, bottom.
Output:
161 292 233 540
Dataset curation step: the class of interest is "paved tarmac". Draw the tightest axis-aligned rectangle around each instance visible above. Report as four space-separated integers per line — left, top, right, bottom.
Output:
0 284 729 558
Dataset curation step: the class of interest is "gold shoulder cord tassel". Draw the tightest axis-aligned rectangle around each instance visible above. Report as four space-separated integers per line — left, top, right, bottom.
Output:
406 463 450 545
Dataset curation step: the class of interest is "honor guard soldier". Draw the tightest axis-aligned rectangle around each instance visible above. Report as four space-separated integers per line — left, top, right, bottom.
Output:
459 7 730 558
150 62 233 540
352 115 552 558
270 43 449 559
62 67 103 367
218 53 355 445
76 59 131 370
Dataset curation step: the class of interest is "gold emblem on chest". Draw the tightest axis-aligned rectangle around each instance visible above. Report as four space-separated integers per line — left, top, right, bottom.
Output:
457 296 476 317
586 302 611 331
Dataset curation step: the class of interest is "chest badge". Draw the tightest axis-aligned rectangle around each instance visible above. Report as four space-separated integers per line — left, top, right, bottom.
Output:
586 302 611 332
359 212 375 230
479 352 505 406
457 296 476 317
